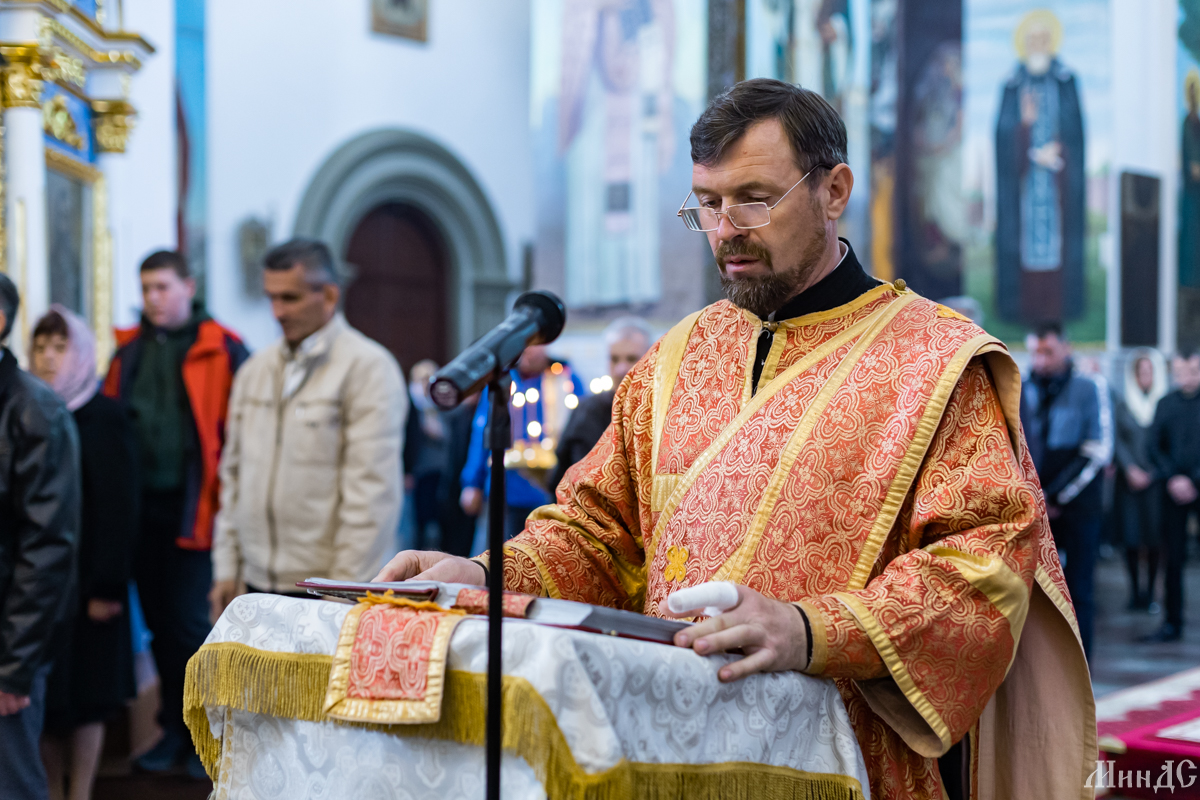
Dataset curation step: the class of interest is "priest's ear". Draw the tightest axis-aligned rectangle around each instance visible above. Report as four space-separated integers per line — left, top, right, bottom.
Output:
822 164 854 222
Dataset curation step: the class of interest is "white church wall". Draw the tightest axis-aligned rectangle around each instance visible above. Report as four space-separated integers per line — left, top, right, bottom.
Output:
110 0 178 328
206 0 535 351
1108 0 1178 356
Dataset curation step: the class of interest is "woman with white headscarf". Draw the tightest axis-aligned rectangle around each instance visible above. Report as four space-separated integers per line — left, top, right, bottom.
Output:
29 305 138 800
1114 348 1168 612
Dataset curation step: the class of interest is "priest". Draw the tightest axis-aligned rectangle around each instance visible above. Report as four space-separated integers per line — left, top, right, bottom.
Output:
377 78 1095 800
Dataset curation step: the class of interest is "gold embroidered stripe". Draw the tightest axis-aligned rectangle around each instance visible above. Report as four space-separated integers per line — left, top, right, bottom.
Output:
923 545 1030 655
651 473 680 513
713 293 920 585
651 309 702 475
184 641 866 800
646 296 901 568
846 333 1003 591
834 593 953 751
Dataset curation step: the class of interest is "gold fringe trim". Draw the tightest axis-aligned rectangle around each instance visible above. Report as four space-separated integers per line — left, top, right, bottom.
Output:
360 591 467 614
185 642 865 800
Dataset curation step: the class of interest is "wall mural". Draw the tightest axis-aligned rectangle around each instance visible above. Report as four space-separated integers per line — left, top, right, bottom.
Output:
963 0 1109 343
744 0 871 250
1179 0 1200 351
531 0 709 316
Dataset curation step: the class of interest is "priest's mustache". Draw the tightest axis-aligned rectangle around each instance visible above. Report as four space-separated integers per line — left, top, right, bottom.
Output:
716 240 774 273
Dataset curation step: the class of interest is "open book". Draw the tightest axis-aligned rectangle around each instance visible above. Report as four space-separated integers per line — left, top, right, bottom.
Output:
296 578 691 645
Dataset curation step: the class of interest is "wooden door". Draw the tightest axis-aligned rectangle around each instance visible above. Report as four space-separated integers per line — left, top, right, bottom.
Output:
344 203 449 374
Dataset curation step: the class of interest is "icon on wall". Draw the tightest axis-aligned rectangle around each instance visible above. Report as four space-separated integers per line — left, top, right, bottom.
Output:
994 9 1086 326
372 0 428 42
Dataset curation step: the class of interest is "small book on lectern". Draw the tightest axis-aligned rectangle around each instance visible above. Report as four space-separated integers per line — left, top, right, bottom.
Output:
295 578 690 645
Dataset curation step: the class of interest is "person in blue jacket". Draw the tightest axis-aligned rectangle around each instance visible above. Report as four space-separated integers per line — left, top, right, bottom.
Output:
460 344 585 549
1020 322 1112 658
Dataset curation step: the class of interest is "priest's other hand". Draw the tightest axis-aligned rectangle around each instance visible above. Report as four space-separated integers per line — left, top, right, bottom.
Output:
374 550 487 585
668 585 809 682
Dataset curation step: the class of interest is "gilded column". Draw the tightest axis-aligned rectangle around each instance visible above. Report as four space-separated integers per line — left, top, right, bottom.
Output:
90 99 133 371
2 48 47 358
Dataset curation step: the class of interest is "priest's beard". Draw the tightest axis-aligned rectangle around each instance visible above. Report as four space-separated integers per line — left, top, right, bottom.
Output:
717 222 829 319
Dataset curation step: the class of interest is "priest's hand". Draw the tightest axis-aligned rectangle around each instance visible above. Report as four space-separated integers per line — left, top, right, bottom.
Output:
374 550 487 585
668 585 810 682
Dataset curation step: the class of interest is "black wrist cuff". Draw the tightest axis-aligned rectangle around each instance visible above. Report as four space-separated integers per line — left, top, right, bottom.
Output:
471 558 490 588
795 604 814 670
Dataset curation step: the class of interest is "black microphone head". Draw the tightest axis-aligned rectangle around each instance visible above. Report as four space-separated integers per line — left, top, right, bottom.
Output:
429 378 462 410
514 290 566 344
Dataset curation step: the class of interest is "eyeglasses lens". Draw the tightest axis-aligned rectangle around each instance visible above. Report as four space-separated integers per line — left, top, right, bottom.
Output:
728 203 770 229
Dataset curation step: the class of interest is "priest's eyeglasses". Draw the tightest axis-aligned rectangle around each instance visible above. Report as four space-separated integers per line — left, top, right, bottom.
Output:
677 166 829 232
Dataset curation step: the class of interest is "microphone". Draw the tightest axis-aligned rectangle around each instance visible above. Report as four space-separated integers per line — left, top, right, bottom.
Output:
430 290 566 409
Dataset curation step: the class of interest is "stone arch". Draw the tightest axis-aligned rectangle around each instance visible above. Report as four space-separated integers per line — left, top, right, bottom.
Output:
293 128 513 353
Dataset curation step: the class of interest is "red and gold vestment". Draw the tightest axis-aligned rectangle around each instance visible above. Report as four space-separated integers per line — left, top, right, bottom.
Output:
487 284 1096 799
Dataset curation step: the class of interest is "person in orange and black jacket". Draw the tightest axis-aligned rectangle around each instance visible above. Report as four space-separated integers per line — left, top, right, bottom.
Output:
102 251 247 779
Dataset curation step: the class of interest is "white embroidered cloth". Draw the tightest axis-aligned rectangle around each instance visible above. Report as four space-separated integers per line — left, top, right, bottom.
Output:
200 593 870 800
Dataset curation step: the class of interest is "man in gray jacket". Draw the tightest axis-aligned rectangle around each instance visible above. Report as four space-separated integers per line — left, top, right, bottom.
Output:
209 239 404 617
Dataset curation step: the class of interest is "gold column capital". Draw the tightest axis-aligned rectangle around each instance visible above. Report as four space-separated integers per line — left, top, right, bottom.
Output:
91 98 135 153
0 47 46 109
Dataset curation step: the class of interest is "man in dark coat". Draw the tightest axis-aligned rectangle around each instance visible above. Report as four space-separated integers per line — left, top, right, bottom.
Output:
1146 351 1200 642
995 10 1086 324
101 251 247 776
548 318 654 493
0 274 81 800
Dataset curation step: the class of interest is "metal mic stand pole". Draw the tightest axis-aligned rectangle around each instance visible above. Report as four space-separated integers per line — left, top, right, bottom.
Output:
485 374 511 800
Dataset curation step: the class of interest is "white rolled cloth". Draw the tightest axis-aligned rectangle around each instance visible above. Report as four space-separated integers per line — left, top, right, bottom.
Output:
666 581 741 618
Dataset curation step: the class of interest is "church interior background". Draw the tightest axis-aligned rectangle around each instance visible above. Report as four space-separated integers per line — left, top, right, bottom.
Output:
0 0 1190 384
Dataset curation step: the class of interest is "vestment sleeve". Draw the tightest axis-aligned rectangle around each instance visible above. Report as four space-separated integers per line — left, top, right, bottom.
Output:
802 359 1047 757
488 347 658 609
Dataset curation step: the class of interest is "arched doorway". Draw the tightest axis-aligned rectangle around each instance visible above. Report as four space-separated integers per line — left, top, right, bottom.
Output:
344 203 449 373
292 129 516 358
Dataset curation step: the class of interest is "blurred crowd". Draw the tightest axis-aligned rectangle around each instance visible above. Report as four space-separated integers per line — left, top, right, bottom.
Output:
2 235 1200 800
0 239 653 800
1022 323 1200 661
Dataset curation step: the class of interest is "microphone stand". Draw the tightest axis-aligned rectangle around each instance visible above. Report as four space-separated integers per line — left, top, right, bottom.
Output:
484 373 511 800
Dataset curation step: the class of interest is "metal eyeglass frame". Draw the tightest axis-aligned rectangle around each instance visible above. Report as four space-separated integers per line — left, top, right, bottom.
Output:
676 165 830 232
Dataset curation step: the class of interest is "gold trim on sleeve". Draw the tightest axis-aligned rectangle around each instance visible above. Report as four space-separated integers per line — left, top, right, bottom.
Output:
924 545 1031 653
835 592 952 751
1035 564 1082 643
846 334 1003 591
